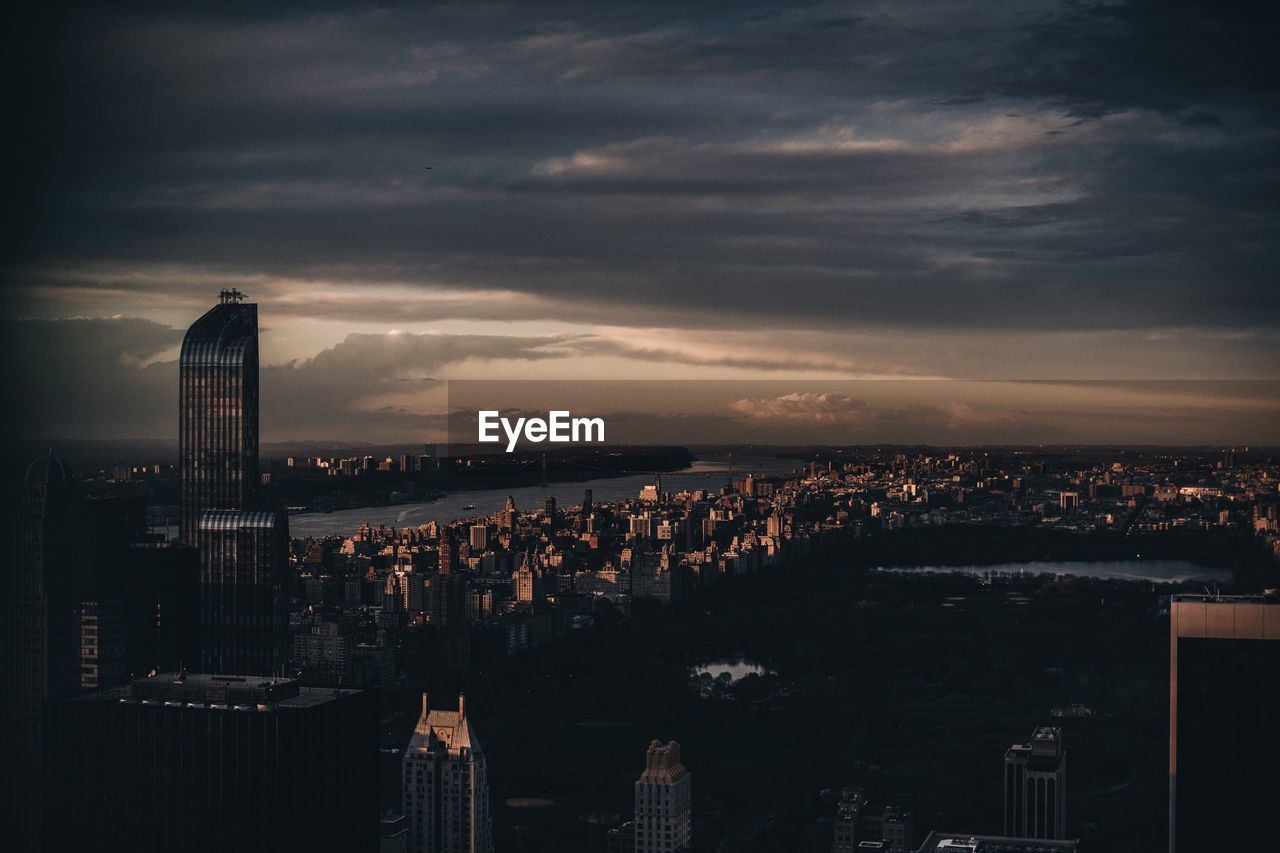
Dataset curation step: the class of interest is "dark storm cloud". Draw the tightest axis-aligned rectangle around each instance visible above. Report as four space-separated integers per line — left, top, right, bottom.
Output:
3 317 577 440
2 318 181 440
4 2 1278 352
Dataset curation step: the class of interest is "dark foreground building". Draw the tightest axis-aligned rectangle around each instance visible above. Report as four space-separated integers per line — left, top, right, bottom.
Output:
179 289 259 546
125 540 200 675
47 673 378 853
1168 594 1280 852
198 507 289 676
1003 726 1066 840
5 452 81 851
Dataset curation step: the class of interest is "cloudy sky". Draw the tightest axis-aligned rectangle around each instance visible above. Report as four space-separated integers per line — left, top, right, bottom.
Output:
4 1 1278 443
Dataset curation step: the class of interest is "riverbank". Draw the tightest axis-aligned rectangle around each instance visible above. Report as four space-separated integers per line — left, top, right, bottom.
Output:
289 453 796 536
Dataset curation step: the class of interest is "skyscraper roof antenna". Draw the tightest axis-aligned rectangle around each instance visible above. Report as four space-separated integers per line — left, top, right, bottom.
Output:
219 288 245 304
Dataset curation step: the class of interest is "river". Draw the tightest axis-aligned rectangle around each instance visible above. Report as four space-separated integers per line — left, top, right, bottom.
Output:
873 560 1231 583
288 452 796 537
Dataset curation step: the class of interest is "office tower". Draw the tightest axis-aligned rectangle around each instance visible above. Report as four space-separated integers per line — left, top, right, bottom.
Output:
47 672 378 853
5 452 81 851
1003 726 1066 839
402 693 493 853
767 513 783 537
426 571 469 628
1169 594 1280 851
439 532 459 575
75 598 128 689
292 616 355 683
470 523 488 552
862 806 913 853
832 790 913 853
179 289 259 546
635 739 693 853
125 540 200 675
832 787 865 851
514 552 543 604
76 496 147 689
583 488 592 516
545 494 557 518
198 507 289 676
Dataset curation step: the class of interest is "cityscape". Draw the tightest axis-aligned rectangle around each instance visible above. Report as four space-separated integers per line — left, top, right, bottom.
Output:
4 291 1278 851
4 2 1280 852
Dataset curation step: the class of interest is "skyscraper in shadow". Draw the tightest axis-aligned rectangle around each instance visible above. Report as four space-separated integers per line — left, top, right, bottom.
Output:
180 290 286 675
1169 594 1280 851
5 452 80 852
179 289 259 547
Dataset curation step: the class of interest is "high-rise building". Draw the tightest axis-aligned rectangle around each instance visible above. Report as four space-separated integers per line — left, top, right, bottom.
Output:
862 806 914 853
439 532 459 575
75 598 128 689
76 496 147 690
470 523 488 553
832 789 913 853
46 672 378 853
635 739 693 853
124 539 200 675
1169 594 1280 851
5 460 162 850
179 289 259 546
198 507 289 676
292 616 355 683
402 692 493 853
832 787 865 851
514 552 543 605
426 571 469 628
5 452 81 851
1003 726 1066 840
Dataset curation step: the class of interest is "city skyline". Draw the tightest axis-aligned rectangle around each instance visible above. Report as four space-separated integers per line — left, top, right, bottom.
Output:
5 5 1278 851
4 1 1278 443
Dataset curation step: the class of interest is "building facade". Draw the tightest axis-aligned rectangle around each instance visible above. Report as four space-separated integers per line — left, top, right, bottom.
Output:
179 290 259 546
832 787 865 851
46 673 378 853
1003 726 1067 840
198 507 289 676
1169 594 1280 851
635 739 693 853
402 693 493 853
5 452 81 851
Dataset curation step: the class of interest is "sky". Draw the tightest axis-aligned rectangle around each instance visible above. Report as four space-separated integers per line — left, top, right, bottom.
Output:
3 1 1278 443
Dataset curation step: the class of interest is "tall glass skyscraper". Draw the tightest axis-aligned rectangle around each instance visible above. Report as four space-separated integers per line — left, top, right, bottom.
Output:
180 291 286 675
179 289 259 547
